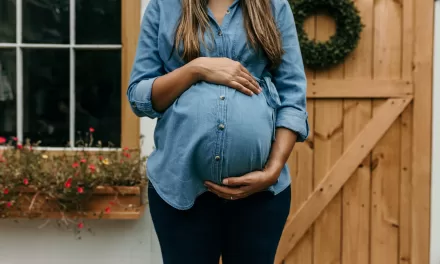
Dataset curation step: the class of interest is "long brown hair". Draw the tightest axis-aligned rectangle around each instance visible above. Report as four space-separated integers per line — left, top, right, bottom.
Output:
173 0 284 68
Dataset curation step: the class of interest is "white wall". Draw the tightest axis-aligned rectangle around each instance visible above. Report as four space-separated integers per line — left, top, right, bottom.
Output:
0 1 163 263
0 215 161 264
431 1 440 263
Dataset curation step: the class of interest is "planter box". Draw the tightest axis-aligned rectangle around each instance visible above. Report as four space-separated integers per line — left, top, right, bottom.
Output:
3 185 147 220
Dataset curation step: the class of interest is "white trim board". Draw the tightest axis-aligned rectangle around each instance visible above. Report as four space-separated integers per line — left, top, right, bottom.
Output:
139 0 157 158
431 1 440 263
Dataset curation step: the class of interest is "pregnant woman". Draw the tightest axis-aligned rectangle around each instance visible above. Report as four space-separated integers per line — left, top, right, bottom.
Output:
127 0 308 263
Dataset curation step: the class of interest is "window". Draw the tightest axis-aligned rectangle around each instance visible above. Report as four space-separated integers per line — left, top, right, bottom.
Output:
0 0 141 149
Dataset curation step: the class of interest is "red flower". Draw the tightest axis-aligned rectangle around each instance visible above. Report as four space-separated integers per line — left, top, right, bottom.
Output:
72 162 79 168
80 159 87 163
12 137 17 141
88 164 96 173
17 144 23 150
6 201 12 208
99 156 103 161
105 207 111 214
89 127 95 133
64 178 72 188
123 147 129 151
124 152 131 158
23 178 29 185
3 188 9 195
77 187 84 194
0 137 6 144
77 222 84 229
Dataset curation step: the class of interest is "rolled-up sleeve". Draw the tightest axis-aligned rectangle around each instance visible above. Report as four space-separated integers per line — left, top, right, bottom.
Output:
272 0 309 142
126 0 164 119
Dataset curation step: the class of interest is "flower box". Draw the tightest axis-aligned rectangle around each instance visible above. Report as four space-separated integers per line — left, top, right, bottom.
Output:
2 185 147 220
0 130 148 223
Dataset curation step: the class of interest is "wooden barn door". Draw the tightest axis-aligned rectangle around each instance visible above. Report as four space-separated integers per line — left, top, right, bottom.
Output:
275 0 434 264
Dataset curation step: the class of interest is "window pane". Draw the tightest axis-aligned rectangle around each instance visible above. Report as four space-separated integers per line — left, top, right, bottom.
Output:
76 0 121 44
23 49 69 147
23 0 69 44
76 50 121 147
0 0 16 43
0 49 16 139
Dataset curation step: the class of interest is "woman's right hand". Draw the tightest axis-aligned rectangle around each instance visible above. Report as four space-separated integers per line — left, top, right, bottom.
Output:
192 57 261 96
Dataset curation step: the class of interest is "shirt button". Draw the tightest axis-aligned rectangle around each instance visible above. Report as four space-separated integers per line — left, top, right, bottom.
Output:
218 30 222 36
226 10 230 14
218 124 225 130
220 95 225 100
215 156 221 161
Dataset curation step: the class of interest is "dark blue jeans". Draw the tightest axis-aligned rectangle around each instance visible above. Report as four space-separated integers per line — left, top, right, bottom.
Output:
148 183 291 264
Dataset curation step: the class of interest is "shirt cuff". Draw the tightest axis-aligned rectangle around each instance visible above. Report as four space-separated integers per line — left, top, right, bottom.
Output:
129 77 163 119
275 107 309 142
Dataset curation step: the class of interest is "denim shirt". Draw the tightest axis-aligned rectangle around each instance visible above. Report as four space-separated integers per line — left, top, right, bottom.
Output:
127 0 309 210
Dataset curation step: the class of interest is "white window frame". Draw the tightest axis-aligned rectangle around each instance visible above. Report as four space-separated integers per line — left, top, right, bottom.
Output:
140 0 156 158
0 0 122 151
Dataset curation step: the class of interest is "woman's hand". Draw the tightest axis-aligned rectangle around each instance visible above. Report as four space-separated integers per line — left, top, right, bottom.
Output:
204 128 298 200
204 170 278 200
193 57 262 96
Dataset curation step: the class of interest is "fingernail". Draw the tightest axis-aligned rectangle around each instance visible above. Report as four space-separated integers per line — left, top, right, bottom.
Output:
222 179 228 185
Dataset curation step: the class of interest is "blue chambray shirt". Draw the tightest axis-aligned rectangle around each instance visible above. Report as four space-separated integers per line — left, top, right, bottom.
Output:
127 0 309 210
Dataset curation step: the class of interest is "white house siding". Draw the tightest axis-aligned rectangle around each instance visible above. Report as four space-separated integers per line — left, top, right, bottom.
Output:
0 209 162 264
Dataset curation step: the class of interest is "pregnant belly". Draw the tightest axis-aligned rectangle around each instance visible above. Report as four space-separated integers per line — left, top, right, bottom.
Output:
155 82 274 182
222 89 274 178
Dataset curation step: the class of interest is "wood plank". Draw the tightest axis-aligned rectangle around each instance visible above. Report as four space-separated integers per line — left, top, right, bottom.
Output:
341 1 374 263
274 97 412 263
283 100 314 264
313 100 343 264
399 0 414 262
371 0 402 263
283 14 316 264
400 106 412 264
121 0 141 149
401 0 414 79
411 0 434 263
342 100 371 264
312 14 344 264
306 79 412 98
371 100 401 264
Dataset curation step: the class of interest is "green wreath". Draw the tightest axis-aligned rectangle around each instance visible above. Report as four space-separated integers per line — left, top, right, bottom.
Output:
290 0 364 70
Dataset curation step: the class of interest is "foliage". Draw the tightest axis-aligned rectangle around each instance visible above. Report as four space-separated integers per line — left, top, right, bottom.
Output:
0 129 147 232
290 0 364 70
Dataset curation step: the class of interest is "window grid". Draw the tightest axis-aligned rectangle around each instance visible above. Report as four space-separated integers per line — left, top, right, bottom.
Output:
0 0 123 150
0 44 122 49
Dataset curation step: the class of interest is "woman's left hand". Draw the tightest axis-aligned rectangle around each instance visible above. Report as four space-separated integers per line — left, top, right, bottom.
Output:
204 170 278 200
